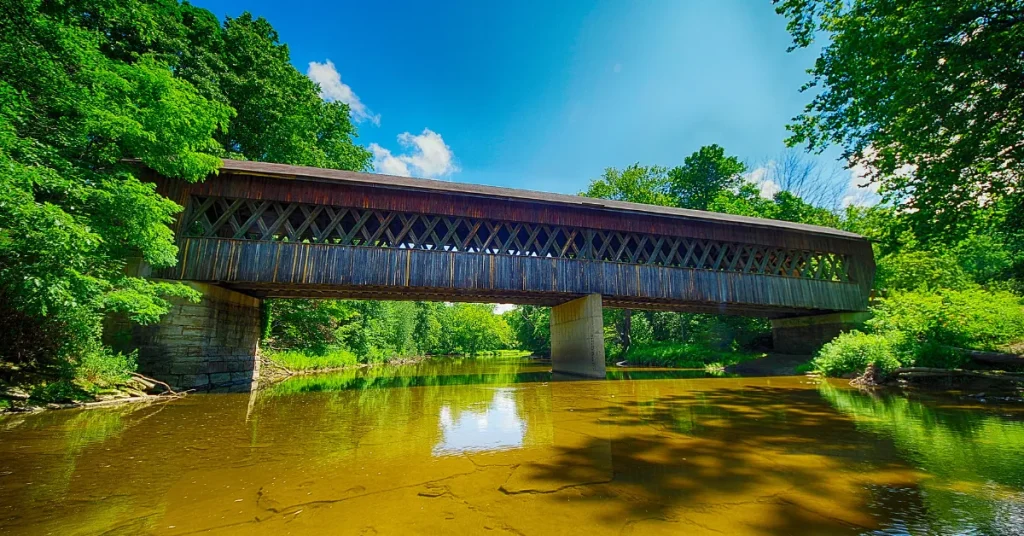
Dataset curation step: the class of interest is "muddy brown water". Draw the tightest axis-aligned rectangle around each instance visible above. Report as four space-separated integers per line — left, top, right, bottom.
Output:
1 357 1023 535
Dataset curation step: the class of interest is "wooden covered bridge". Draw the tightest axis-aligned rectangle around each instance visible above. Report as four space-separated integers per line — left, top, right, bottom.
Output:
124 160 875 388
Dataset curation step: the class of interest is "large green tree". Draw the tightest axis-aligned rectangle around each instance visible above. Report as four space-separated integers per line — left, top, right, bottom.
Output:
0 0 371 389
581 164 672 205
667 144 747 210
776 0 1024 237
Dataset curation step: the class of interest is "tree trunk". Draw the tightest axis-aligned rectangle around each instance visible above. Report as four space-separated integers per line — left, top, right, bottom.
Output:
620 309 633 357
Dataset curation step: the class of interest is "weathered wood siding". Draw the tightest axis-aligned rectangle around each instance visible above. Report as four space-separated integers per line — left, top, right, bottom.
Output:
163 237 866 317
144 163 875 317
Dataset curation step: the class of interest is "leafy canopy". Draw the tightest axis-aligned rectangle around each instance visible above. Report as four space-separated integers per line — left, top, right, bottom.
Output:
776 0 1024 238
0 0 371 388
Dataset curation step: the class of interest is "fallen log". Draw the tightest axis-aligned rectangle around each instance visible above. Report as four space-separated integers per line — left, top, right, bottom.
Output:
961 348 1024 367
894 367 1024 383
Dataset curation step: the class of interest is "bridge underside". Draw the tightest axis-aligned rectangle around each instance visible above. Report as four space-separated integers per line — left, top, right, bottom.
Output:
223 283 831 318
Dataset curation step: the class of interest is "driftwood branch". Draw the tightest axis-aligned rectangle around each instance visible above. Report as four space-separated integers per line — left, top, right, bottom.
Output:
131 372 177 395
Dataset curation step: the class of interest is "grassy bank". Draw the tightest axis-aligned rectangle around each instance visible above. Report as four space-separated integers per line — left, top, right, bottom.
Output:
472 349 533 359
618 342 764 369
262 347 360 372
262 347 533 374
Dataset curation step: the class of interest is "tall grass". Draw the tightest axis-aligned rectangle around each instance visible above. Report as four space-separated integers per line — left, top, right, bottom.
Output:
620 341 763 368
264 347 358 371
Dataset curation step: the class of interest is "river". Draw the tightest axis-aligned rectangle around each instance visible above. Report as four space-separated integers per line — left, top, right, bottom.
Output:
1 357 1023 535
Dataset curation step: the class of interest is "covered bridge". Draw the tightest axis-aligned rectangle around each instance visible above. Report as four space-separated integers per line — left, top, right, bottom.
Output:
121 160 874 388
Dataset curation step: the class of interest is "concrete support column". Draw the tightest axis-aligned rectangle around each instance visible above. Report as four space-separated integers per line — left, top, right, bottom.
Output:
771 311 871 355
550 294 606 379
107 282 262 390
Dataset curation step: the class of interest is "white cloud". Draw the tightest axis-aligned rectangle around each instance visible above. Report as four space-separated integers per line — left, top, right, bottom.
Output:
369 143 410 176
745 164 781 199
370 129 459 179
492 304 515 314
307 60 380 126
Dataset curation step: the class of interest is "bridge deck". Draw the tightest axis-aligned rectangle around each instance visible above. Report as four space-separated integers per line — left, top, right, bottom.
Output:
143 160 874 318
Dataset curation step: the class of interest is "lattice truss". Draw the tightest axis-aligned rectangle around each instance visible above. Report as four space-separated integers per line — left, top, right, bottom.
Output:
183 196 851 282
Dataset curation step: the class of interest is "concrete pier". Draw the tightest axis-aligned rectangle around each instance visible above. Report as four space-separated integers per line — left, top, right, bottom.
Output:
550 294 606 379
771 311 871 355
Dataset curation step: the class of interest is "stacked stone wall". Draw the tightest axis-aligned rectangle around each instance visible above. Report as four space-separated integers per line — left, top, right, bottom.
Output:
107 282 261 389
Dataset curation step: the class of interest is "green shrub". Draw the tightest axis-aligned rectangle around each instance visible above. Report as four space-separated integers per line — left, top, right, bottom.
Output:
794 361 816 375
911 342 968 369
812 331 902 377
621 341 762 368
264 347 359 371
870 288 1024 352
875 250 970 291
75 348 138 388
30 380 89 404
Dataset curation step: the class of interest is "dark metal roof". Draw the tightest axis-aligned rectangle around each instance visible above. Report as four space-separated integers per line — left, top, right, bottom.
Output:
213 159 864 240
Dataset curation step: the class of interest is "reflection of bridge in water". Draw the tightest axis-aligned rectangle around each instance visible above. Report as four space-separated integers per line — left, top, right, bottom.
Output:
119 160 875 388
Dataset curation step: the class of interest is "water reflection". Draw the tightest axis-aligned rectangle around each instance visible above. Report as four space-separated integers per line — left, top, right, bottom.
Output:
819 383 1024 535
434 388 525 455
1 358 1024 535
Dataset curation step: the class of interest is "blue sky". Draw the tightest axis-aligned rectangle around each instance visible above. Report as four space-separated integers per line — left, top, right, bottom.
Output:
194 0 870 204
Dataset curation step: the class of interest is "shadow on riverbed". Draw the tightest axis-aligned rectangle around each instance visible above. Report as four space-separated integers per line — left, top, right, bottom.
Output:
513 383 1024 534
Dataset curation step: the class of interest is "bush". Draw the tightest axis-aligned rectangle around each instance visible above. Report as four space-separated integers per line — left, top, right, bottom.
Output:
812 288 1024 377
621 341 762 368
812 331 902 377
264 347 359 371
30 380 89 404
870 288 1024 352
75 348 138 388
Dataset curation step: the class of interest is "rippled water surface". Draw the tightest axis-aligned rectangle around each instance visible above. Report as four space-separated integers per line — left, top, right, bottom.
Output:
2 357 1024 535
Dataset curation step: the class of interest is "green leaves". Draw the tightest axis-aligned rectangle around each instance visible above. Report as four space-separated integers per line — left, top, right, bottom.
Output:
667 144 746 210
581 164 673 205
101 278 200 325
214 13 372 171
0 1 371 381
777 0 1024 239
104 57 232 182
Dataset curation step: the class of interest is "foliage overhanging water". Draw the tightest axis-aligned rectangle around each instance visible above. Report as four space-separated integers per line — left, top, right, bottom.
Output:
1 357 1023 535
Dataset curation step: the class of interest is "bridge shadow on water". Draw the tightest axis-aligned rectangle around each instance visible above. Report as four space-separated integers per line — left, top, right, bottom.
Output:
511 383 1024 535
514 384 917 534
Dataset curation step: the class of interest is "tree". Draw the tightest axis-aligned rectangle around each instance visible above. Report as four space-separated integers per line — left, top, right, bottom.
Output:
776 0 1024 238
755 150 846 209
445 304 511 356
215 14 372 170
667 144 746 210
0 0 231 382
505 305 550 356
0 0 372 391
581 164 672 205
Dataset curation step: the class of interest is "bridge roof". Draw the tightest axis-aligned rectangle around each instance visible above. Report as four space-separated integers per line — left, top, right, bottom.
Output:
213 159 864 241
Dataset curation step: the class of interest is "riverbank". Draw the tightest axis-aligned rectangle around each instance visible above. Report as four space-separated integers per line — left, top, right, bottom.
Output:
615 341 766 370
0 373 184 414
259 349 534 385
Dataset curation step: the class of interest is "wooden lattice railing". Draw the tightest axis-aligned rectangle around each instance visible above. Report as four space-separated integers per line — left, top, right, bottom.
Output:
181 195 853 282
